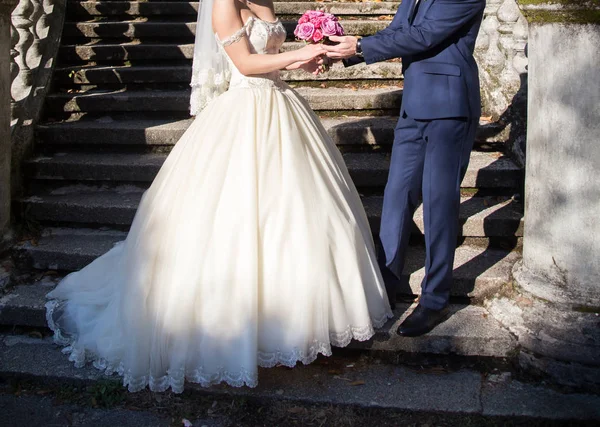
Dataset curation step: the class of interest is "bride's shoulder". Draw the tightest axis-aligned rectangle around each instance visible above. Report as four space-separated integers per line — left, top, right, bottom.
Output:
213 0 240 15
213 0 245 35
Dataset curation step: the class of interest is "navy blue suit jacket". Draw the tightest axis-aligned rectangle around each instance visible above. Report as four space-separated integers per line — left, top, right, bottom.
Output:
351 0 485 120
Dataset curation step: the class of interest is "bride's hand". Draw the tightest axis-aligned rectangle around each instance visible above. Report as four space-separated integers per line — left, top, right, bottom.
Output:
299 58 322 75
295 43 327 62
285 58 321 75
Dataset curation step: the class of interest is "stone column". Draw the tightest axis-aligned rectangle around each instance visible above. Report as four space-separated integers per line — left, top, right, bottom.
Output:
488 2 600 391
0 0 18 250
475 0 528 167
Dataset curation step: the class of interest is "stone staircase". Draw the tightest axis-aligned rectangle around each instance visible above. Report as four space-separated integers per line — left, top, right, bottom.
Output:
2 1 524 359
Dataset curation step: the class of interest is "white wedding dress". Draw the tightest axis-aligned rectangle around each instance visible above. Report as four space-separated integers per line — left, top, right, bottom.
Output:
46 16 393 393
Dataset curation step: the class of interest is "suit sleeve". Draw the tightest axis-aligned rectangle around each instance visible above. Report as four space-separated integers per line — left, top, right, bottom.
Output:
341 9 405 68
361 0 485 64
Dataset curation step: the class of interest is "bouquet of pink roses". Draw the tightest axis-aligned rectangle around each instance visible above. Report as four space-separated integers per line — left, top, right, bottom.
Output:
294 10 345 44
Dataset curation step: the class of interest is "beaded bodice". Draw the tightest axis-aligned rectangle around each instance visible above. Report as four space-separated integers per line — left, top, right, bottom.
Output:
216 16 288 90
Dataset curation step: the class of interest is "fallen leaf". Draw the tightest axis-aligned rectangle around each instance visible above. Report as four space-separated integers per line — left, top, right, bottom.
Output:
349 380 365 386
425 366 447 375
43 270 59 276
314 409 327 418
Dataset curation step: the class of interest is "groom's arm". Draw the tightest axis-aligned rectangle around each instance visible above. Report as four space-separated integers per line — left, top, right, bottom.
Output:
341 12 404 67
361 0 485 64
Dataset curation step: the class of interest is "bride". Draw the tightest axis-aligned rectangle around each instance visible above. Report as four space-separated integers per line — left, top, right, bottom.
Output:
46 0 393 393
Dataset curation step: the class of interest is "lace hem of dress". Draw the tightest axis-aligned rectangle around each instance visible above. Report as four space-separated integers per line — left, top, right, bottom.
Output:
46 299 393 393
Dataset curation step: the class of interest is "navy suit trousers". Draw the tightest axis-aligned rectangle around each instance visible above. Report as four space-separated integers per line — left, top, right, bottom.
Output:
380 114 478 310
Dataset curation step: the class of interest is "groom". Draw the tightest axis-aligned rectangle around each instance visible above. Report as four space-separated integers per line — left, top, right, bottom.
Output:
324 0 486 336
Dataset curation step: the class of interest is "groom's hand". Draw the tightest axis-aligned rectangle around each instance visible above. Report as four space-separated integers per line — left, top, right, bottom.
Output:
323 36 359 59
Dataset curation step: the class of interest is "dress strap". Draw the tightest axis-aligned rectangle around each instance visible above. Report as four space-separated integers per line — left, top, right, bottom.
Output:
217 17 254 47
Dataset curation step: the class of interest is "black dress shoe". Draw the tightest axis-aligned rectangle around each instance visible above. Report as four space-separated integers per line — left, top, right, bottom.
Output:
397 304 450 337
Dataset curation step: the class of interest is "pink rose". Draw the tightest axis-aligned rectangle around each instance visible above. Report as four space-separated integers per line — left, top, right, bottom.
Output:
312 29 324 43
298 15 309 24
324 13 338 22
295 22 315 41
306 10 325 21
335 22 345 36
311 17 326 28
321 19 339 36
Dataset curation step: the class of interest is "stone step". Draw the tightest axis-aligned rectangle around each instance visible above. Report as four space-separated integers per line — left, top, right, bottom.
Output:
19 185 523 239
58 41 395 62
45 86 403 113
54 62 404 85
1 330 598 422
36 116 509 152
0 284 514 358
66 1 400 17
13 228 520 299
59 42 197 63
26 150 521 190
62 20 389 40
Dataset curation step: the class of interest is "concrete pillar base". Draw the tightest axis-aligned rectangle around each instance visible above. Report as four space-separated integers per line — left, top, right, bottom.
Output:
487 261 600 392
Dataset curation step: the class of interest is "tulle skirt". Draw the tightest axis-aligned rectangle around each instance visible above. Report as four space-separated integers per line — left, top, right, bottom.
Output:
47 85 393 393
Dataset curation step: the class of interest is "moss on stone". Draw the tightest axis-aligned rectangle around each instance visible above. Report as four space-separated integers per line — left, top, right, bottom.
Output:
523 10 600 24
518 0 599 6
517 1 600 24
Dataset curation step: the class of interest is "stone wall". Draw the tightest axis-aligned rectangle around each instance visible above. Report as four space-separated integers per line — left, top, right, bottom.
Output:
0 0 18 251
10 0 65 199
487 2 600 391
476 0 529 167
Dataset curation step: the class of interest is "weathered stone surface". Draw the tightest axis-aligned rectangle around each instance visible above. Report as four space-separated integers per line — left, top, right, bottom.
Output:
475 0 528 167
0 280 516 357
67 1 400 17
26 150 521 189
19 183 522 242
487 287 600 367
481 368 600 419
54 62 404 85
10 0 68 207
0 266 10 292
1 332 599 420
399 243 521 300
355 303 517 357
520 23 600 308
62 20 390 40
13 228 519 299
36 116 516 152
0 0 17 249
0 394 183 427
59 42 195 62
14 228 126 271
518 351 600 394
0 276 57 327
61 40 394 62
490 19 600 392
45 87 403 113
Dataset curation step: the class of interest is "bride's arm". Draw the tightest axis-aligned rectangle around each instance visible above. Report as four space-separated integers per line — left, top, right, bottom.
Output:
213 2 325 76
